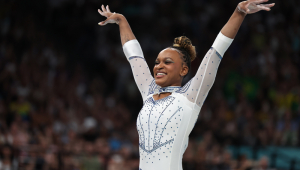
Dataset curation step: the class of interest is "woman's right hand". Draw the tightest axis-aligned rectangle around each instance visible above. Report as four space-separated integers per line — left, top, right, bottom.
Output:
98 4 135 45
98 5 122 26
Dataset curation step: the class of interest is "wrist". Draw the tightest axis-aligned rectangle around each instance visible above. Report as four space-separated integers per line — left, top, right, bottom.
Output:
116 14 126 25
236 6 247 16
236 2 248 16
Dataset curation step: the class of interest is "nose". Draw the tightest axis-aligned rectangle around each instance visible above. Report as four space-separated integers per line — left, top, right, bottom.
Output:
155 62 164 70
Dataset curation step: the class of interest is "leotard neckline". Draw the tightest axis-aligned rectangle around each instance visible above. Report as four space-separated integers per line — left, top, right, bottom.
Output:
153 86 182 95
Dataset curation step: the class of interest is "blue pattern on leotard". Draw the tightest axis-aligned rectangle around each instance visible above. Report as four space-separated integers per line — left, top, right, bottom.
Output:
138 96 181 154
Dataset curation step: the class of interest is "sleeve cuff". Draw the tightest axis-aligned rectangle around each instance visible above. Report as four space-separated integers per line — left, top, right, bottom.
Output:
211 32 233 57
122 39 144 60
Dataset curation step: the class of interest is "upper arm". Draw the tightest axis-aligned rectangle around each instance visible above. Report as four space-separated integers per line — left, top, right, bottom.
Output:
182 48 222 106
182 33 233 106
123 39 154 101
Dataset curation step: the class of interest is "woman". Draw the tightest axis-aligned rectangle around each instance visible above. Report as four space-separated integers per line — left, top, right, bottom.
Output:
98 1 275 169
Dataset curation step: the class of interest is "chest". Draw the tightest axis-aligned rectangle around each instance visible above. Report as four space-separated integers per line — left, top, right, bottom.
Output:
136 93 194 151
139 94 185 123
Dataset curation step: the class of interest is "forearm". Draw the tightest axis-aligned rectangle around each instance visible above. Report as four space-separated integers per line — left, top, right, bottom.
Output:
117 15 136 46
220 7 247 39
211 7 246 56
119 15 152 101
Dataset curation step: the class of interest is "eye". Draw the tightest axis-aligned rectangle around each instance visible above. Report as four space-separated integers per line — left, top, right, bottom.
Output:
155 61 159 65
165 60 173 64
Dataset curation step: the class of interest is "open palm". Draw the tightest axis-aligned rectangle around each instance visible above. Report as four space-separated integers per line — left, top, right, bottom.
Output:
238 0 275 14
98 5 120 25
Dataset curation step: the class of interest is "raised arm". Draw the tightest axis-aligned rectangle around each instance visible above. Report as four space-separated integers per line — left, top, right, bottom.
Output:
221 0 275 39
98 5 135 45
182 0 274 107
98 5 154 102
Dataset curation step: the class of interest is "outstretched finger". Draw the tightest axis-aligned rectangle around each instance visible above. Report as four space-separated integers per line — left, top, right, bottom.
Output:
257 5 271 11
106 5 111 13
98 9 104 16
101 5 106 13
261 3 275 8
98 21 105 26
254 0 268 4
98 19 114 26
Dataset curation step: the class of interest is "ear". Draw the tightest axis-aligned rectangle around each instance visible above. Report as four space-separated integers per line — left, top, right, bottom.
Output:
180 65 189 77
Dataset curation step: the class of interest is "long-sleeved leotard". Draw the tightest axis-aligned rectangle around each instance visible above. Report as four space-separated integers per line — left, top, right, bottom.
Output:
123 32 233 170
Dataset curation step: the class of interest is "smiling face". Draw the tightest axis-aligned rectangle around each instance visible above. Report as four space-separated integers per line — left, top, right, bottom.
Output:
153 48 189 87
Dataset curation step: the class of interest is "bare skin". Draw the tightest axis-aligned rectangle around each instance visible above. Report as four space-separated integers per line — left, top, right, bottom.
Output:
98 6 135 45
152 49 188 100
153 49 188 87
221 0 275 38
98 0 275 100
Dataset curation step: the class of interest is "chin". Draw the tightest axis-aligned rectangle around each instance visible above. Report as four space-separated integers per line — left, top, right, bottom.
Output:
155 78 168 87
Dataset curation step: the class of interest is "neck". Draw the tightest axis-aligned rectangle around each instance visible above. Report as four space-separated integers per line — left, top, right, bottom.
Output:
161 81 182 87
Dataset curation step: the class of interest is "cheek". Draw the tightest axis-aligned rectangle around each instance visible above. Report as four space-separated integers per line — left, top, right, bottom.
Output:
153 65 158 73
167 64 181 76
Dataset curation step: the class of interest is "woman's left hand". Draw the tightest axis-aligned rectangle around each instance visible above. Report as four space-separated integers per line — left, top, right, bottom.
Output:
237 0 275 14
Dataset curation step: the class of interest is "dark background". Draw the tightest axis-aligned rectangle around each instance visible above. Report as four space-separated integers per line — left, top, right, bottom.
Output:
0 0 299 169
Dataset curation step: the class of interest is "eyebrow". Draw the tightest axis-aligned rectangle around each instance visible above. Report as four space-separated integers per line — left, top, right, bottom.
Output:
156 57 174 61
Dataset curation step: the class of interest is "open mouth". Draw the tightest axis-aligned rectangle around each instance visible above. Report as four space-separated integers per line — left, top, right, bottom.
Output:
156 72 166 78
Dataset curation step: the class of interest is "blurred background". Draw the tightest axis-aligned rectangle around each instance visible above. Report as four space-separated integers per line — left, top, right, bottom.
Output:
0 0 299 169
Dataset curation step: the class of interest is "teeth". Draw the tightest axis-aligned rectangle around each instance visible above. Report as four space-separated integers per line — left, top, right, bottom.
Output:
157 73 166 76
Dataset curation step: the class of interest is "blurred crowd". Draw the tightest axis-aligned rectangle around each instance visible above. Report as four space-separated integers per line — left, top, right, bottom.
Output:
0 0 299 169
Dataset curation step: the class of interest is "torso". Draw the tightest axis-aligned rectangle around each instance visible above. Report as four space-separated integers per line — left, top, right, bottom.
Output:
137 92 200 170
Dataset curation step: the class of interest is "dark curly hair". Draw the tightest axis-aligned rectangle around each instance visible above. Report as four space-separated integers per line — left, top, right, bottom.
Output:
170 36 196 77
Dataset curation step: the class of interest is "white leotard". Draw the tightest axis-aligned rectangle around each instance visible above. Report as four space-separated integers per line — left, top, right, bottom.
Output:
122 33 233 170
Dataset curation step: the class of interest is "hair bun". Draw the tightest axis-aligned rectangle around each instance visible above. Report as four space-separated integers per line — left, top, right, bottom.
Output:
173 36 196 62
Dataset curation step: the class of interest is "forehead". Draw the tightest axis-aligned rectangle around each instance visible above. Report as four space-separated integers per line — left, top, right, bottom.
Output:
156 48 182 60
